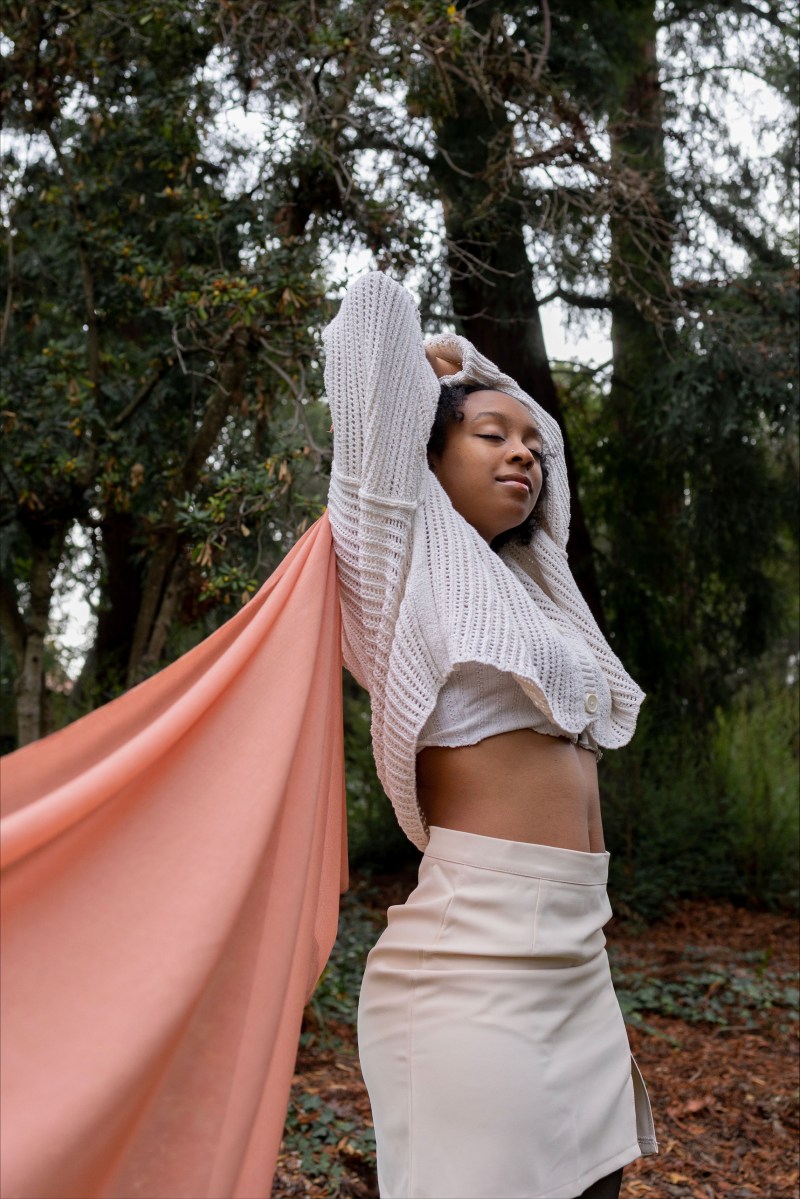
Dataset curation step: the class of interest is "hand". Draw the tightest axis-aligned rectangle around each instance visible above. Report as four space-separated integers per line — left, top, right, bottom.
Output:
425 348 460 379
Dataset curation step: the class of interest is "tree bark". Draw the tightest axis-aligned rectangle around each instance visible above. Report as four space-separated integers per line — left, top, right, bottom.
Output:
432 64 606 625
604 3 687 697
74 512 143 705
138 554 189 677
12 526 66 746
127 532 180 687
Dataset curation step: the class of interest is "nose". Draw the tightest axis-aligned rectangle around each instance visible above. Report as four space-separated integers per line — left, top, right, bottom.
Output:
507 440 535 467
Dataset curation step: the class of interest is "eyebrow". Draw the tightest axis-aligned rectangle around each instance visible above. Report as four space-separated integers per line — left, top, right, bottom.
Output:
471 410 543 444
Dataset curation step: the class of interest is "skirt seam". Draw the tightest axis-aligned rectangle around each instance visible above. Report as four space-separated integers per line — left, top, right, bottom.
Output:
530 876 543 954
430 863 460 951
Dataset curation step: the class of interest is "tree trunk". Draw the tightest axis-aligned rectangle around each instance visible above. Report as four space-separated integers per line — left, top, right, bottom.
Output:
433 74 606 625
603 3 687 698
75 511 143 705
12 526 66 746
138 554 190 677
608 19 674 406
126 531 180 688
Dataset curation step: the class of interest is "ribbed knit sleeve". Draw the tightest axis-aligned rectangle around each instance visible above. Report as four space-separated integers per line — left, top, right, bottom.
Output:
323 272 441 698
323 272 440 504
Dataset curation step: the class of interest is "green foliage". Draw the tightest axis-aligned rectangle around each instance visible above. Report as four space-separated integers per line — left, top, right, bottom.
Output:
2 2 797 921
282 1092 376 1191
1 0 333 735
613 951 799 1035
603 666 800 918
712 675 800 903
305 887 383 1043
294 884 383 1190
559 311 798 721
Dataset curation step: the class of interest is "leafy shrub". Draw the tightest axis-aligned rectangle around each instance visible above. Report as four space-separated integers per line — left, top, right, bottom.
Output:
603 668 799 917
281 1092 376 1189
613 957 799 1034
712 676 799 905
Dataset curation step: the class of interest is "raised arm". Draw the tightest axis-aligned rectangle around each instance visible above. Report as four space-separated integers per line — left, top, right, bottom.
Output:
323 272 440 506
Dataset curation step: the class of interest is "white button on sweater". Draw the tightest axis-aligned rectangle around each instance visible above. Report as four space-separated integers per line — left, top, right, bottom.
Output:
323 271 644 850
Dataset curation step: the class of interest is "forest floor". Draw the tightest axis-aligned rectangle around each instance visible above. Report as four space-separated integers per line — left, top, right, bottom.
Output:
271 876 799 1199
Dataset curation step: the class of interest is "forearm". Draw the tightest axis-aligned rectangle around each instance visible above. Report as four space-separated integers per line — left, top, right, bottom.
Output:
324 272 439 502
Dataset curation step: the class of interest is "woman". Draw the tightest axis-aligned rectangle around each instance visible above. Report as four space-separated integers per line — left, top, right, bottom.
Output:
324 271 657 1199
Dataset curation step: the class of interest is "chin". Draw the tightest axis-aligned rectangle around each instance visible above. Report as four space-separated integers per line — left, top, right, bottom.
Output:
491 515 536 551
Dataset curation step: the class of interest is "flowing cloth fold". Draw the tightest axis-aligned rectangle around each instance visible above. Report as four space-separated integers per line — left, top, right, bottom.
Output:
0 513 347 1199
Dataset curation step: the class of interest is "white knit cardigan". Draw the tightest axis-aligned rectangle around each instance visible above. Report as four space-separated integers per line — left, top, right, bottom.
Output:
324 272 644 850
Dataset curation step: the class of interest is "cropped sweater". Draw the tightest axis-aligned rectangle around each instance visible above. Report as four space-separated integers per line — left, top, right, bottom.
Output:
417 660 600 756
323 271 644 850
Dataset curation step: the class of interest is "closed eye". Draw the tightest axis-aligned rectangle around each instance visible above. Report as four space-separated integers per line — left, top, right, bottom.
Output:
477 434 543 459
474 436 544 462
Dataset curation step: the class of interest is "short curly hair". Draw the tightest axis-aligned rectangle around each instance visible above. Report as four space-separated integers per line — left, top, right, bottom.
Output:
426 382 548 550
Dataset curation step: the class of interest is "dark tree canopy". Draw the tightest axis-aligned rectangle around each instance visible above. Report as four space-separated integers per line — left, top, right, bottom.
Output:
2 0 797 762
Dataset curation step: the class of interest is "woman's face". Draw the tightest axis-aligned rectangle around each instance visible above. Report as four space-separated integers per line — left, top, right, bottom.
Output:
428 390 543 543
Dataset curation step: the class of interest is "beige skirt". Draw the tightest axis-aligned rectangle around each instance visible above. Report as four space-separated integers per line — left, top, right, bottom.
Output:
358 826 657 1199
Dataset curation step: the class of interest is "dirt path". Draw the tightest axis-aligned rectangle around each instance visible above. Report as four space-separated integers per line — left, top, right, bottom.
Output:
272 889 799 1199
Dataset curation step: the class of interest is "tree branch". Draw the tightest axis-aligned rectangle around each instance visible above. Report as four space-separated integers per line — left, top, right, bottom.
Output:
695 193 793 271
180 331 248 492
539 286 612 310
727 0 789 30
46 128 102 391
258 344 325 464
515 136 587 170
659 0 788 30
111 357 175 429
1 224 13 351
532 0 551 83
347 127 435 170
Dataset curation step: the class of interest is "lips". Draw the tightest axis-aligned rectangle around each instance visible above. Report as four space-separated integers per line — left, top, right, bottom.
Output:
496 474 532 493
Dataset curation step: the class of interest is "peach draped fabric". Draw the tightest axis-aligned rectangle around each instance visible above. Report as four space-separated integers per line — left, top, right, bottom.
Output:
0 513 348 1199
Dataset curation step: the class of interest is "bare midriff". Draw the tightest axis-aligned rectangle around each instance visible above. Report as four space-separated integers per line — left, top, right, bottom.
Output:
416 729 604 853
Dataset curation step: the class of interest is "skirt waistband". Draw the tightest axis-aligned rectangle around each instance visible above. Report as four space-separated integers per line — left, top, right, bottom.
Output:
424 825 610 885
